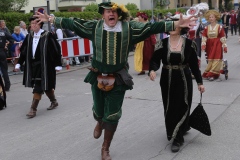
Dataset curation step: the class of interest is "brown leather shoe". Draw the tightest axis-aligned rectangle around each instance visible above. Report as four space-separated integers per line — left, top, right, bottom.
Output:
47 101 58 110
26 99 39 118
94 121 103 139
101 123 118 160
101 147 111 160
26 108 37 118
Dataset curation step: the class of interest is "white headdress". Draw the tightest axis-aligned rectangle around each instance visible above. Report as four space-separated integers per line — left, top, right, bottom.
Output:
186 2 209 17
170 14 188 20
170 3 209 20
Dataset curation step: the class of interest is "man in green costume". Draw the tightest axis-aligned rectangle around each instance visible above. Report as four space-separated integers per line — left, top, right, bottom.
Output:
35 2 196 159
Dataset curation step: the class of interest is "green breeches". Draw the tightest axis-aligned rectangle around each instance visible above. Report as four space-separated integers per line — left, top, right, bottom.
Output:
92 81 126 124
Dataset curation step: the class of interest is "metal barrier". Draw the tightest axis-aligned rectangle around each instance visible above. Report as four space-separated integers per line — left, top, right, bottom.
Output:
8 37 93 71
57 36 93 70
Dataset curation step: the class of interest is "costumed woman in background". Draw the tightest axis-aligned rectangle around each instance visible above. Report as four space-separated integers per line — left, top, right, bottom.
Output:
187 3 209 77
201 10 227 81
134 12 156 75
149 15 205 152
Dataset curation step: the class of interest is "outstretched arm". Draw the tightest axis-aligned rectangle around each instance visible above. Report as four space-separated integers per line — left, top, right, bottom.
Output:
33 11 95 40
174 14 197 29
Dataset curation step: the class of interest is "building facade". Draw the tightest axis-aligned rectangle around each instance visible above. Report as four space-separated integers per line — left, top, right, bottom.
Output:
22 0 141 13
21 0 238 13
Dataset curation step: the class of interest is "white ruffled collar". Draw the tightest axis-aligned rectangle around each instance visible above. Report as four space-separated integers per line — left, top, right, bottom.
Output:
103 21 122 32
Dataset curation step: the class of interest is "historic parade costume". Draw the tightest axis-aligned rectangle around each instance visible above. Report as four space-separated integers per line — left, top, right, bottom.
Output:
221 12 231 38
201 10 227 80
17 17 62 118
53 6 175 123
149 37 203 148
19 30 61 90
134 12 157 75
148 6 206 151
186 3 209 78
188 19 205 67
53 2 175 159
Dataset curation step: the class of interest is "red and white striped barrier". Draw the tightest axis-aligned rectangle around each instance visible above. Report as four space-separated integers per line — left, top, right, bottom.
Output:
57 37 93 70
58 37 93 58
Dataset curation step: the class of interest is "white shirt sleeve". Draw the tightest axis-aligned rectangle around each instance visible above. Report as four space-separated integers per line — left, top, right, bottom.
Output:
56 29 63 40
55 66 62 71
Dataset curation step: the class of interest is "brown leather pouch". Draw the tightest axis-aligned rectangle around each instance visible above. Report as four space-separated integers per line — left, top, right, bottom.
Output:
97 74 115 91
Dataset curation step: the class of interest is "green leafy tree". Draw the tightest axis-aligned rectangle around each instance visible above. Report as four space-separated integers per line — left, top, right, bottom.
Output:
84 2 98 12
154 0 170 10
0 0 29 12
159 0 170 6
208 0 213 9
0 0 13 12
125 3 138 11
219 0 223 11
224 0 232 10
12 0 29 11
226 1 233 11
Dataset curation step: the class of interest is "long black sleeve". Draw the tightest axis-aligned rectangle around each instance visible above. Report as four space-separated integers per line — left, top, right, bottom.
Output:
18 34 29 65
48 33 62 67
149 48 162 74
188 41 203 85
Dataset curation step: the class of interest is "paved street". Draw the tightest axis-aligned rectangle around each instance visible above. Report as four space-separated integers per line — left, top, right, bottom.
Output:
1 34 240 160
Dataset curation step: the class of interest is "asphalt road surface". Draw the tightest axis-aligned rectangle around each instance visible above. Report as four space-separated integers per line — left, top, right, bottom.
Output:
1 35 240 160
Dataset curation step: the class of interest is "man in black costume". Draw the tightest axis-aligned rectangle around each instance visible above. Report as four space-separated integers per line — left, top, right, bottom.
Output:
15 16 62 118
0 24 14 91
221 10 230 38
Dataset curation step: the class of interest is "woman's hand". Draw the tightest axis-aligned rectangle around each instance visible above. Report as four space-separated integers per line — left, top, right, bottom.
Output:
198 85 205 93
33 11 51 24
175 14 197 29
201 45 206 51
149 70 156 81
223 47 227 53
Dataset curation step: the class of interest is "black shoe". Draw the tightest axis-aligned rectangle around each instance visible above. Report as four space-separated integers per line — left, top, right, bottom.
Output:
138 71 145 75
171 140 182 152
5 88 10 92
184 127 191 135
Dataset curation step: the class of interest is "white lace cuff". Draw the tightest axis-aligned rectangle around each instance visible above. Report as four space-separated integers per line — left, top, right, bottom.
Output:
15 64 20 69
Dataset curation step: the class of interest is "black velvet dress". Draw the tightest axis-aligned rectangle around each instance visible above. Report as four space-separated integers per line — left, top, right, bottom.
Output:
149 37 203 143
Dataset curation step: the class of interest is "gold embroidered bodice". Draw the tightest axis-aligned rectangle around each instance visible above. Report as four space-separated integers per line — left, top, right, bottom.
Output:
207 24 219 38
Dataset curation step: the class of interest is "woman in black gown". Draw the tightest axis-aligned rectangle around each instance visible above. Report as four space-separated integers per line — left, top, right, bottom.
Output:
149 25 205 152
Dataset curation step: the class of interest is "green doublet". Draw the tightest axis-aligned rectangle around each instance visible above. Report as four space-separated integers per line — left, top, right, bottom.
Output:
53 17 174 123
92 20 130 73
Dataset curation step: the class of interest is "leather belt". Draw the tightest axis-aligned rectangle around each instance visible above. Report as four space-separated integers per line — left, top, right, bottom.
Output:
87 67 114 76
163 64 188 70
32 61 41 67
